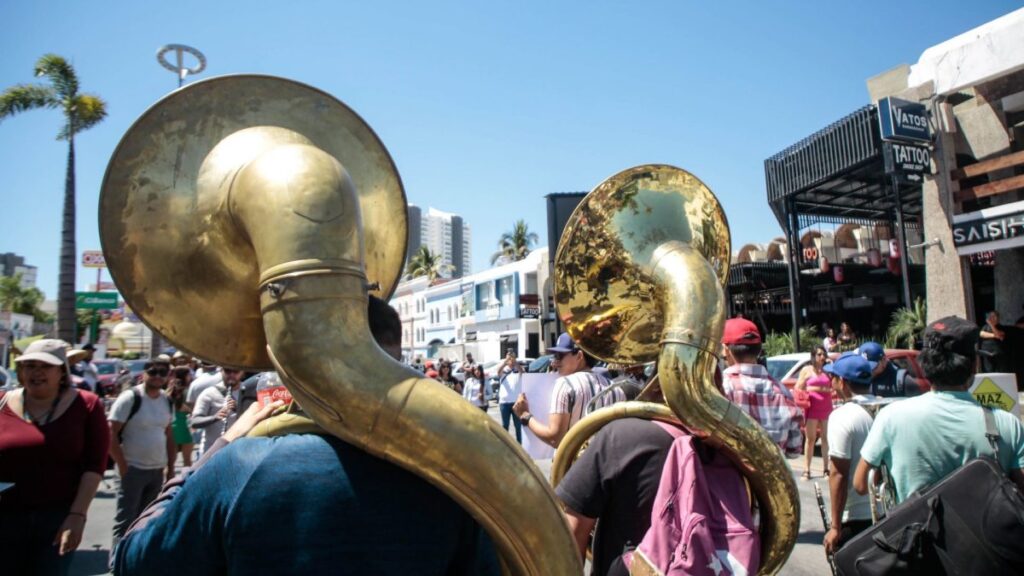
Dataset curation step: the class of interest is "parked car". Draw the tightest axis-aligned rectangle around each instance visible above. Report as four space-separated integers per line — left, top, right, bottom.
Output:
767 349 930 392
125 359 150 384
0 366 12 392
765 353 809 387
93 359 126 396
528 355 553 373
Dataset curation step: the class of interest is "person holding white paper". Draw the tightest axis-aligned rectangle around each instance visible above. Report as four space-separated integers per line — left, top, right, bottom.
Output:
513 333 625 449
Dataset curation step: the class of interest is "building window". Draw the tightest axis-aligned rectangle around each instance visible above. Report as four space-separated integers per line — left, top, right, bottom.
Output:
497 276 513 307
477 283 496 309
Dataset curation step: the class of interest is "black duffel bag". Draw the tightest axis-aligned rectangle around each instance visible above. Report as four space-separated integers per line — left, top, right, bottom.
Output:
835 407 1024 575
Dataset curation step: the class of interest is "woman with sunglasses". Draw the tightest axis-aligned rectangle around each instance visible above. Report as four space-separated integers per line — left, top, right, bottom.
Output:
796 345 834 479
436 361 463 394
0 339 110 575
462 365 488 412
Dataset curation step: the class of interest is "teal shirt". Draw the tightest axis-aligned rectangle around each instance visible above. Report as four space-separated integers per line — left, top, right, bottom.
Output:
860 390 1024 503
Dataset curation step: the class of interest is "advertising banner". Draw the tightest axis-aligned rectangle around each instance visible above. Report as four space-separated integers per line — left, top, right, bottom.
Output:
82 250 107 268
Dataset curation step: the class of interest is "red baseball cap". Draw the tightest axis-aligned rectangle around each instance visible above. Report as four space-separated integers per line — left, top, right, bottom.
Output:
722 318 762 345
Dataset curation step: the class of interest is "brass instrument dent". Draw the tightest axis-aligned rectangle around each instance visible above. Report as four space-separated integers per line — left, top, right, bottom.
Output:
551 165 798 574
101 75 581 575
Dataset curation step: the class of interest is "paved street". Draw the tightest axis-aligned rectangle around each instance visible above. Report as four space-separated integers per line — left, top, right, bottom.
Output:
75 402 832 575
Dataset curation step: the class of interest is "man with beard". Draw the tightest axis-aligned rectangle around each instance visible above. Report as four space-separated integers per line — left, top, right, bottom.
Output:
108 355 176 552
191 366 245 454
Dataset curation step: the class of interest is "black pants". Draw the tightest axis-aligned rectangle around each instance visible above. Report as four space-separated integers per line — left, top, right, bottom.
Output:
0 509 75 575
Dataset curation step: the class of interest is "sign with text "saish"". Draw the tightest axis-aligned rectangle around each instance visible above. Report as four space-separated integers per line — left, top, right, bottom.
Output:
952 199 1024 256
878 97 931 143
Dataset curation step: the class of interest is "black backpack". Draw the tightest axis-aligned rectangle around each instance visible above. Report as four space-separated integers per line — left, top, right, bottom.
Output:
835 407 1024 574
117 387 173 443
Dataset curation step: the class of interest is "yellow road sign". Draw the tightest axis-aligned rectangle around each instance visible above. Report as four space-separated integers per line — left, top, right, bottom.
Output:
972 377 1016 412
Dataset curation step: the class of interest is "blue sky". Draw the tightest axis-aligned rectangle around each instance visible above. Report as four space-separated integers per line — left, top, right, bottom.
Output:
1 0 1018 299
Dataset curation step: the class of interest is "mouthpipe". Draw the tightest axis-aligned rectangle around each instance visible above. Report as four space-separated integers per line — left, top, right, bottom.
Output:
651 241 799 575
227 138 581 575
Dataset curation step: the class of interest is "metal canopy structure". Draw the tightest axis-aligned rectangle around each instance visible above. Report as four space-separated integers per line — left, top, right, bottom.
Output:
761 104 924 347
765 105 924 229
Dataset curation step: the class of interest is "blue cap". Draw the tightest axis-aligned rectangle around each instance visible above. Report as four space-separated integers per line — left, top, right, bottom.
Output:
824 352 873 385
548 332 578 354
859 341 884 362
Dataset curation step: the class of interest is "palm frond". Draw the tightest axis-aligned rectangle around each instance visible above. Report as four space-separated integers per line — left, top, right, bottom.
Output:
58 93 108 139
34 54 79 99
885 297 927 349
0 84 58 120
492 220 537 265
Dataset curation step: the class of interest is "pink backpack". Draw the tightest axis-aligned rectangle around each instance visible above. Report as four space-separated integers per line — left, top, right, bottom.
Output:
625 424 760 576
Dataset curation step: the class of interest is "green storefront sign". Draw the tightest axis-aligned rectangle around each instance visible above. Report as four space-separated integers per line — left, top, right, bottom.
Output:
76 292 118 309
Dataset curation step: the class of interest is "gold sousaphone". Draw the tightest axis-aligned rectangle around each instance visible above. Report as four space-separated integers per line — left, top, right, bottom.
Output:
549 165 799 574
99 75 581 574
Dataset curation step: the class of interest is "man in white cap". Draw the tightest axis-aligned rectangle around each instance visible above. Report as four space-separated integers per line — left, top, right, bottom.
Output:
512 332 624 448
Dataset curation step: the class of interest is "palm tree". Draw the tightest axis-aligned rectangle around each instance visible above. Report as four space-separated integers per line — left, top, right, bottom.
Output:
1 54 107 342
490 220 539 265
0 273 50 322
407 246 451 282
886 297 927 349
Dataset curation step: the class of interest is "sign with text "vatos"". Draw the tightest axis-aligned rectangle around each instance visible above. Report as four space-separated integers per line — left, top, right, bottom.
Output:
878 97 931 143
969 373 1019 418
76 292 118 310
82 250 106 268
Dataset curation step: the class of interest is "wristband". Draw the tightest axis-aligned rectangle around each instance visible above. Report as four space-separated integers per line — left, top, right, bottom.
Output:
519 413 532 426
68 512 86 520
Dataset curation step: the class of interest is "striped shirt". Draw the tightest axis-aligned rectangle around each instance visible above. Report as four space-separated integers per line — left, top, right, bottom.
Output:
550 371 626 430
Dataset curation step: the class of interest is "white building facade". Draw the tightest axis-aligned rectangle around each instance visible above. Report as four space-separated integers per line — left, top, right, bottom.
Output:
391 248 554 365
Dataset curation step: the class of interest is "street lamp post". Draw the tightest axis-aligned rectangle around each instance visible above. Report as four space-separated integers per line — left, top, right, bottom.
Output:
156 44 207 88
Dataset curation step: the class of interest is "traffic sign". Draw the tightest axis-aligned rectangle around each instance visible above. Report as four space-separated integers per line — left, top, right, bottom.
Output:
76 292 118 310
82 250 107 268
970 374 1019 416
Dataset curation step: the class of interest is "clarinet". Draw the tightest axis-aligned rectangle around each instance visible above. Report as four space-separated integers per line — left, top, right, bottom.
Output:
814 482 839 576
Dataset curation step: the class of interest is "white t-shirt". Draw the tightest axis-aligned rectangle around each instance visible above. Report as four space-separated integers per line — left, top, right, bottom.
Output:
109 385 172 470
186 370 222 406
463 377 487 408
827 396 875 522
498 371 522 404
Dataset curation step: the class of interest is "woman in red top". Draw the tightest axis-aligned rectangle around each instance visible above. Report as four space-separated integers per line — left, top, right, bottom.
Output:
0 339 110 575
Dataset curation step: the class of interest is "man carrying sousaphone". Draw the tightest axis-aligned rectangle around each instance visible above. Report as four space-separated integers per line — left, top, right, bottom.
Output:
102 75 581 575
113 297 500 574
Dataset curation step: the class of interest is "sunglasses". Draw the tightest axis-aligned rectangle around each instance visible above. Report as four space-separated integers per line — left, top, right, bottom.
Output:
553 350 578 360
147 367 169 377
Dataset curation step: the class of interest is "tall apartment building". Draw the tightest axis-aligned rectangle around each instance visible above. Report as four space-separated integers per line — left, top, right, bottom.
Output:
406 205 472 279
0 252 38 289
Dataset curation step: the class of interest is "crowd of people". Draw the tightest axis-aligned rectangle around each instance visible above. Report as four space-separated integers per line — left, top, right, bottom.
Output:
1 304 1022 574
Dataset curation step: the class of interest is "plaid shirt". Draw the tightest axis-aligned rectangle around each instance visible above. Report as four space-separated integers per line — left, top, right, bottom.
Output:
722 363 804 457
